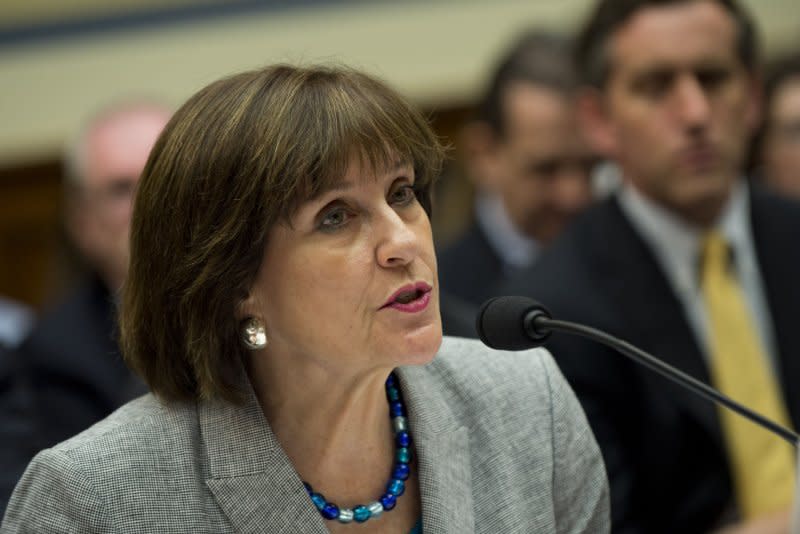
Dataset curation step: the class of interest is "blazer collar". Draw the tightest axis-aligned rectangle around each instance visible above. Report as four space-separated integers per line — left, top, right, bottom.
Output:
199 362 475 533
199 367 328 533
397 364 475 533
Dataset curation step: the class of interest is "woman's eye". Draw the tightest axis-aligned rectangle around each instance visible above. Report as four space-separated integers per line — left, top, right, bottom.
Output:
319 208 350 231
390 185 416 206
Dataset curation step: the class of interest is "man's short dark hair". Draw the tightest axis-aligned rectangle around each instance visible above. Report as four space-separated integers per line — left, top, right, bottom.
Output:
477 29 577 137
575 0 759 88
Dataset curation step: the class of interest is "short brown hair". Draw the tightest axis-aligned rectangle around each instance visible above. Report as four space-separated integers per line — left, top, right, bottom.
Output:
120 64 445 403
477 29 578 138
575 0 759 88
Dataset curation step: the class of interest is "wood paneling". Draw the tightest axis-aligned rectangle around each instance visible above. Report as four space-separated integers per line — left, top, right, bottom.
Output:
0 160 66 309
0 103 476 310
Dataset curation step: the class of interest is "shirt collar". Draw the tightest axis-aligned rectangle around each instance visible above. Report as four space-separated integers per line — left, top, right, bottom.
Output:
618 179 751 295
474 192 540 269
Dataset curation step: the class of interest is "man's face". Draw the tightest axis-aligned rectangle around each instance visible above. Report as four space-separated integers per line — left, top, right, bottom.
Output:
593 0 759 226
71 108 170 290
489 83 595 243
762 76 800 199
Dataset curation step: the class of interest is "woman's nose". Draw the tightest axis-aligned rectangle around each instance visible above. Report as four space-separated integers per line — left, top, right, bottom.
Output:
375 209 419 268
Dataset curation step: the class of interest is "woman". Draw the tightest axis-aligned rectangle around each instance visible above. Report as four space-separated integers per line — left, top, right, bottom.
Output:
2 65 608 533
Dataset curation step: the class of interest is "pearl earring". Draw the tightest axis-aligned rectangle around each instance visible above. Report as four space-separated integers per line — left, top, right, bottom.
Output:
241 318 267 350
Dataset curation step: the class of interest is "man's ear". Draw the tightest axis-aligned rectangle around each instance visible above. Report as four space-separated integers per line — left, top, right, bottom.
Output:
577 87 618 158
745 71 764 135
459 121 505 192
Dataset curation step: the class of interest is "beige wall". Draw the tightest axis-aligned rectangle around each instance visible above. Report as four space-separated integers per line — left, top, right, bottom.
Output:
1 0 798 167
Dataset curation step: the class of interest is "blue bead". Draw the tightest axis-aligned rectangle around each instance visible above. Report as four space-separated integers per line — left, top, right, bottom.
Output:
390 401 405 417
392 463 410 481
386 374 396 387
321 503 339 520
302 482 312 494
353 505 371 523
396 447 411 464
387 479 405 496
380 492 397 510
387 386 400 402
310 492 327 510
396 430 411 448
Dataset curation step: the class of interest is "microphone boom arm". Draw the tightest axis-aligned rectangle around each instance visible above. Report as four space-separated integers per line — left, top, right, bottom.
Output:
533 315 800 447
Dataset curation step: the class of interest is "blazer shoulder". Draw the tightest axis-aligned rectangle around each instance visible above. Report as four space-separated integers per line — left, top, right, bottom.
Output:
503 199 622 295
49 394 198 468
425 336 561 413
751 185 800 227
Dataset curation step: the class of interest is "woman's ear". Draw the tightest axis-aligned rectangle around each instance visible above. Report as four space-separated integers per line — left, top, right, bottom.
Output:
236 289 260 322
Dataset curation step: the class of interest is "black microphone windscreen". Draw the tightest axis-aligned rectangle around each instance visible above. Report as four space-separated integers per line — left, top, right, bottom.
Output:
476 296 550 351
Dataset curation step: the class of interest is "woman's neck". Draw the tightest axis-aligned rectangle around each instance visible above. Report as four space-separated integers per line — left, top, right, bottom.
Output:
246 354 396 502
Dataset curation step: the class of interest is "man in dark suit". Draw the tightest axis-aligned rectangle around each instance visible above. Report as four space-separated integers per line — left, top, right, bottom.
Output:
503 1 800 532
437 30 596 325
0 102 171 513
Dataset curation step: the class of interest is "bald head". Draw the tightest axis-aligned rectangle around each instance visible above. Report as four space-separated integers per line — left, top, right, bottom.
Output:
66 103 171 291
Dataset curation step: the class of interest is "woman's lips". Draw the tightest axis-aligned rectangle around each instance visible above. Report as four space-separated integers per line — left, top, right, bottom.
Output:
382 282 433 313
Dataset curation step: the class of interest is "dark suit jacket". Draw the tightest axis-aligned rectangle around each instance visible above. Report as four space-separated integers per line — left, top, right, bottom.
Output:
438 222 526 337
501 186 800 533
0 275 146 513
438 222 506 309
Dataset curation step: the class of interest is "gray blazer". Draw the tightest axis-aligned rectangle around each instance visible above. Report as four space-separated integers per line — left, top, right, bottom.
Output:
2 337 609 533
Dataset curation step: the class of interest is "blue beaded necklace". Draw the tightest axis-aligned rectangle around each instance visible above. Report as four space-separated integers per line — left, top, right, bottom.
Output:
303 372 412 525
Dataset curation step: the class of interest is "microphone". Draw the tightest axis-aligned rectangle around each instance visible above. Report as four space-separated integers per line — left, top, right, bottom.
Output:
476 295 799 446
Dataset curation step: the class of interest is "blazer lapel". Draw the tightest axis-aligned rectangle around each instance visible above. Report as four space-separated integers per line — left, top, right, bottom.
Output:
598 199 723 448
749 187 800 427
397 366 475 533
199 372 327 534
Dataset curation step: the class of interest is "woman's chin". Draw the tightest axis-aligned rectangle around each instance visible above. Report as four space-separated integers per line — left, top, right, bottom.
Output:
394 321 443 367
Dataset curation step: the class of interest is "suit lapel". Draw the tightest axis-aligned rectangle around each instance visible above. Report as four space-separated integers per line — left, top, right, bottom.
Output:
199 372 327 534
597 199 723 448
397 366 475 533
749 187 800 427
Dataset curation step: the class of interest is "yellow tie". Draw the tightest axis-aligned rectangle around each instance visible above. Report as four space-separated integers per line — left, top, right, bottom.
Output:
701 231 795 518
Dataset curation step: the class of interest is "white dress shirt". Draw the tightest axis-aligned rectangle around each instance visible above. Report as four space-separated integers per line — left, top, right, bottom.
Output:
617 180 779 375
474 192 540 273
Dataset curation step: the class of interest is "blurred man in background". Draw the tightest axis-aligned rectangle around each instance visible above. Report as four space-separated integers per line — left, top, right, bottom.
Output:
0 101 170 513
0 297 32 353
751 52 800 199
437 30 596 327
504 0 800 532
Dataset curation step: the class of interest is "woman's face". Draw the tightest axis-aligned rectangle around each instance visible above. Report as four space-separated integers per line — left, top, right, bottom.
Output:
245 158 442 373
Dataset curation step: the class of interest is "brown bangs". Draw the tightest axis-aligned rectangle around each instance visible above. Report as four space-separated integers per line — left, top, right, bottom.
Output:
260 66 444 222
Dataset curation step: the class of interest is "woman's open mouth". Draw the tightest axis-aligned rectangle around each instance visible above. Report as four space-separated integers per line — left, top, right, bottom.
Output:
382 282 433 313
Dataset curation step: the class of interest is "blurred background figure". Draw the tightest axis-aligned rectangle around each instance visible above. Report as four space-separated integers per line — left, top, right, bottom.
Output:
504 0 800 532
0 297 32 353
0 101 170 513
750 51 800 199
437 29 595 333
